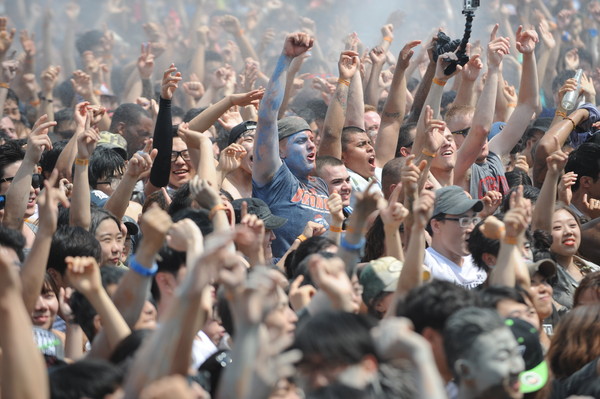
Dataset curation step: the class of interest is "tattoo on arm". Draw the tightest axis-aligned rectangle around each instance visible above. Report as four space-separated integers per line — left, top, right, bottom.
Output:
383 111 402 119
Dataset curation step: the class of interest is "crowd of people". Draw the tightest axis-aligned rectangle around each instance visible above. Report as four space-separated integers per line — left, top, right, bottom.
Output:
1 0 600 397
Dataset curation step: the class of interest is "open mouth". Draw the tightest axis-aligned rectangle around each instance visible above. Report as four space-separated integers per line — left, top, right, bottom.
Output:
562 238 576 246
368 156 376 168
307 153 316 162
441 149 453 156
172 169 189 176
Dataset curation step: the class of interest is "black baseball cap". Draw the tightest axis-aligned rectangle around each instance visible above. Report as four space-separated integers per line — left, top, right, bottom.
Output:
228 121 257 146
505 318 548 394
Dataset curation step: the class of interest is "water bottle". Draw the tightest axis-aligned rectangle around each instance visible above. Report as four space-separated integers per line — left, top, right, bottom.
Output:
561 69 583 111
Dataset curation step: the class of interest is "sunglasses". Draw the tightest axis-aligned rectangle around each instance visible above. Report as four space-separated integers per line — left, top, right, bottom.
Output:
0 173 44 189
451 127 470 137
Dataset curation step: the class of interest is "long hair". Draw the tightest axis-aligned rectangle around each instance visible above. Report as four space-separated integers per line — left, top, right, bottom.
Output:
547 305 600 379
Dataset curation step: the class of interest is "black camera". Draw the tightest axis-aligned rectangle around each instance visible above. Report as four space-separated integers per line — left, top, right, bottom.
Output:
432 0 478 75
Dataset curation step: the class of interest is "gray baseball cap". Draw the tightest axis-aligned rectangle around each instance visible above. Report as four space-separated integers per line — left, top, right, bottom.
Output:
278 116 311 141
527 259 557 279
432 185 483 218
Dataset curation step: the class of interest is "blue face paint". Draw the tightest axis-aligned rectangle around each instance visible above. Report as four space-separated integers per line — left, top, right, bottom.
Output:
282 131 316 178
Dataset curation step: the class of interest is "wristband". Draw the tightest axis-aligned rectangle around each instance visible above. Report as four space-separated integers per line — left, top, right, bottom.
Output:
29 99 40 107
589 28 598 38
432 77 447 86
563 116 576 131
129 256 158 277
383 36 393 43
555 110 567 118
40 96 53 103
329 225 343 233
503 235 519 245
75 158 89 166
340 236 365 251
209 204 228 220
507 103 517 108
337 78 350 87
297 234 308 242
0 82 9 89
421 148 437 158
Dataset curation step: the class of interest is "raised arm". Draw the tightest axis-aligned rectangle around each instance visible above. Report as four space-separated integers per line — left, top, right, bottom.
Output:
0 249 49 399
532 137 567 232
2 115 54 230
379 184 409 262
67 256 131 352
364 46 386 107
317 50 359 158
375 40 420 167
253 33 313 186
69 113 99 230
20 172 68 313
489 26 539 157
455 25 508 184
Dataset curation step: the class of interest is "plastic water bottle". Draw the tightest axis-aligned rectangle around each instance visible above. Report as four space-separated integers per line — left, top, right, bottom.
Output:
561 69 583 111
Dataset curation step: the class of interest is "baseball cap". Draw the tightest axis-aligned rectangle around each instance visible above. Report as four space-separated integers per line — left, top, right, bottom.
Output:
231 198 288 230
432 186 483 218
505 318 549 394
228 121 257 146
278 116 311 141
359 257 403 306
527 259 557 279
122 215 139 236
98 131 128 160
488 121 506 140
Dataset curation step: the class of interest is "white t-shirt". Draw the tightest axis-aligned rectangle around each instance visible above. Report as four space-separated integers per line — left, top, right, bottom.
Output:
191 330 218 369
424 247 487 290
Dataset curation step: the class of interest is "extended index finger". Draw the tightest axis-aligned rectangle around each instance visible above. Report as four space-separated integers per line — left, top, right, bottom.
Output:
241 200 248 219
490 24 499 41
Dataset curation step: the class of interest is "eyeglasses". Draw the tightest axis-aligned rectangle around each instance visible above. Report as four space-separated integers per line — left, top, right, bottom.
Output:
0 173 44 189
451 127 470 137
440 216 481 228
171 150 191 162
96 175 122 188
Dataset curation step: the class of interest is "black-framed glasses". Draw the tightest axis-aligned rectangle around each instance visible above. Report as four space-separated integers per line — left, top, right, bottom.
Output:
96 175 123 188
451 127 470 137
171 150 191 162
440 216 481 228
0 173 44 189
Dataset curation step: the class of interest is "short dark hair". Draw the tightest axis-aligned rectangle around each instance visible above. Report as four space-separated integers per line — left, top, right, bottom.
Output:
109 103 149 132
151 245 186 302
381 158 405 199
479 285 528 309
168 183 193 215
501 185 539 213
565 143 600 192
468 218 501 271
287 236 336 279
341 126 367 152
0 225 25 262
47 226 102 276
396 122 417 156
49 358 122 399
89 147 126 188
293 311 378 366
75 30 104 54
315 155 344 176
40 140 68 176
0 140 25 179
574 271 600 307
182 107 205 123
443 307 507 382
397 280 479 333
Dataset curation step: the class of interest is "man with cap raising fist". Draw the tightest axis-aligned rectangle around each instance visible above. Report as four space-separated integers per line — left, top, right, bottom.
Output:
426 186 487 289
252 32 330 258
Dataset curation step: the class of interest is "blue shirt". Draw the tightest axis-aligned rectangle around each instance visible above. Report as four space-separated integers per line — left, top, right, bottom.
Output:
253 163 330 258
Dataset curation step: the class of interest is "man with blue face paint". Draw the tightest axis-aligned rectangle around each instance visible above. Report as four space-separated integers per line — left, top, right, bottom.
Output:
252 32 330 259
